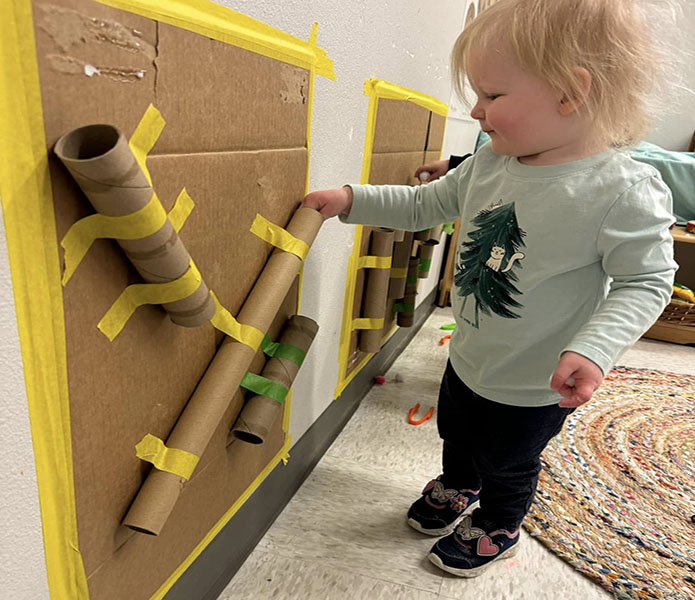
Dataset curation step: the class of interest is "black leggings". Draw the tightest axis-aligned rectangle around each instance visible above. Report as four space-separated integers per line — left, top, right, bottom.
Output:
437 361 573 530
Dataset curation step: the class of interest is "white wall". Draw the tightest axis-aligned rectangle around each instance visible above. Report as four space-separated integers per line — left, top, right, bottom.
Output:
3 1 693 598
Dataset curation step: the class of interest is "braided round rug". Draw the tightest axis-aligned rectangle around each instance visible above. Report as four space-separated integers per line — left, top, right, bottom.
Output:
524 366 695 600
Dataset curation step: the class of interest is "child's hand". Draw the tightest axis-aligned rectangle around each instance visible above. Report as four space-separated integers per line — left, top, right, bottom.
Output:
550 352 604 408
414 159 449 182
302 187 353 219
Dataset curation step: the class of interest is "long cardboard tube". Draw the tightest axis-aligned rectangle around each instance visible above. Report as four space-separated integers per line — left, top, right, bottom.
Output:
388 231 414 300
231 315 319 444
358 228 395 353
417 241 436 279
54 124 214 326
414 228 431 241
122 207 324 535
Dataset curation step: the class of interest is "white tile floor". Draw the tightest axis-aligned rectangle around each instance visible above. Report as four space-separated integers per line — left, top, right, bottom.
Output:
220 307 695 600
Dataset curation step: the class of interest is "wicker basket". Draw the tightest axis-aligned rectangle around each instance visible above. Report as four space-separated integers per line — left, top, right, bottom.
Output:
643 299 695 345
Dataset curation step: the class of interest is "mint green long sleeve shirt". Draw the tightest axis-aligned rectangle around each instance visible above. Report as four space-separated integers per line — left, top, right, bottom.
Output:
342 144 677 406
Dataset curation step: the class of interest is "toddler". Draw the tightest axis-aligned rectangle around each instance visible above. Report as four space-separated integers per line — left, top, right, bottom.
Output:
303 0 677 578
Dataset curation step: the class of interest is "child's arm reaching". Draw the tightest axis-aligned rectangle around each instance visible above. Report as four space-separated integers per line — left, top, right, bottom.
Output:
302 157 469 230
302 187 353 219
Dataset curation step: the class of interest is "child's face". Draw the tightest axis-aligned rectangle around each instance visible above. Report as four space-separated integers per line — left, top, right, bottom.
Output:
467 45 592 165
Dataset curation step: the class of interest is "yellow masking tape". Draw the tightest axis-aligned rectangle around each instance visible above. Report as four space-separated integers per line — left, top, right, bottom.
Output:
352 317 385 331
363 78 448 117
390 267 408 278
94 0 335 80
60 194 167 285
129 104 165 186
1 1 89 597
135 434 199 480
357 255 392 270
97 260 202 341
168 188 195 233
209 292 264 352
249 214 310 260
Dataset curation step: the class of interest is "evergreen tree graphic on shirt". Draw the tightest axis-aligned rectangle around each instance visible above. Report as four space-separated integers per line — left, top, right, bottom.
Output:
454 201 526 328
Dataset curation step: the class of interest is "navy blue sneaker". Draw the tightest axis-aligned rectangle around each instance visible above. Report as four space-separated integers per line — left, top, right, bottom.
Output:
407 476 480 536
428 513 520 577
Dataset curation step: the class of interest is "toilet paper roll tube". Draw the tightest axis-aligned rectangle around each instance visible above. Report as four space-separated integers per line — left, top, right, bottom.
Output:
232 315 319 444
358 228 395 353
121 207 324 536
417 242 436 279
396 290 418 327
388 231 414 300
54 124 214 326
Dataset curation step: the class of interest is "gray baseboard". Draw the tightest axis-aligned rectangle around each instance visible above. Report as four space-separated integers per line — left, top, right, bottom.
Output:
164 289 437 600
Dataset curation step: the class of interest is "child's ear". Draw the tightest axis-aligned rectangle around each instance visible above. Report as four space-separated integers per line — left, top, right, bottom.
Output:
558 67 592 116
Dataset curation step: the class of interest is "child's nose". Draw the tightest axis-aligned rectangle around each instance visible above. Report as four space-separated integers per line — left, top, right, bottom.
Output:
470 101 484 121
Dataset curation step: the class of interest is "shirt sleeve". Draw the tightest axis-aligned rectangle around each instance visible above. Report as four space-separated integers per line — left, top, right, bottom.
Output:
339 157 473 230
562 175 677 373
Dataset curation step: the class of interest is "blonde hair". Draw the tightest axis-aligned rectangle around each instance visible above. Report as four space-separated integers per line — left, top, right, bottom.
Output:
451 0 684 147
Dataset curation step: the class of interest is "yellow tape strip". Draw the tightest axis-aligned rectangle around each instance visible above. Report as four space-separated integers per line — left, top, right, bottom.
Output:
249 214 310 260
357 255 392 270
129 104 165 186
0 1 89 597
168 188 195 233
135 434 199 480
352 318 385 331
209 292 264 352
97 260 202 341
94 0 335 80
60 194 167 285
390 267 408 279
363 78 449 116
150 434 292 599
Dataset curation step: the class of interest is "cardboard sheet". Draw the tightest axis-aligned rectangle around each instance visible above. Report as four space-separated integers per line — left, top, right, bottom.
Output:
345 99 445 378
28 0 315 596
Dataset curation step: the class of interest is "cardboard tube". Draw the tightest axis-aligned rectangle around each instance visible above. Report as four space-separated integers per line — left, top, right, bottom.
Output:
388 231 414 300
405 257 420 294
358 228 395 353
428 225 444 244
414 228 431 241
54 124 215 326
232 315 319 444
396 290 418 327
417 241 436 279
392 229 406 243
121 207 324 535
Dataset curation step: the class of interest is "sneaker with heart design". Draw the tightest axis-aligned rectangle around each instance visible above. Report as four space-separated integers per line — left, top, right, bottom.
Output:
427 513 520 577
406 476 480 536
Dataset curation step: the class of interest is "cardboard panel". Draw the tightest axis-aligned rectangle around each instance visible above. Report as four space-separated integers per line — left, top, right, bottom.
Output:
426 114 446 152
369 151 427 186
31 0 311 596
371 99 430 153
155 23 308 153
346 98 446 379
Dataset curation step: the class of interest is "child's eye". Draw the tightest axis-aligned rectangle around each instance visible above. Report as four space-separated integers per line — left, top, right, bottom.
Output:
486 94 501 100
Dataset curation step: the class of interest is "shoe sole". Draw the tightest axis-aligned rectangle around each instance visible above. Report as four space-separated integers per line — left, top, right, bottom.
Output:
427 540 520 577
406 500 480 537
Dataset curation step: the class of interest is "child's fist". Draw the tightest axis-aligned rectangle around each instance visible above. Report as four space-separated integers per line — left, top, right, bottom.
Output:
550 351 604 408
414 159 449 182
302 187 353 219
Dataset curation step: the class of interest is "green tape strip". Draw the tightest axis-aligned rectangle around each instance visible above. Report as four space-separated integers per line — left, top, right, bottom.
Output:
443 223 455 235
392 302 415 314
260 334 307 367
406 275 418 285
418 259 432 272
440 323 457 331
240 372 289 405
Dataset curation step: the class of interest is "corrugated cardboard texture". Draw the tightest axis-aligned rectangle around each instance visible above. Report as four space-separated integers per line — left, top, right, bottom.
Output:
347 101 444 376
32 0 308 597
